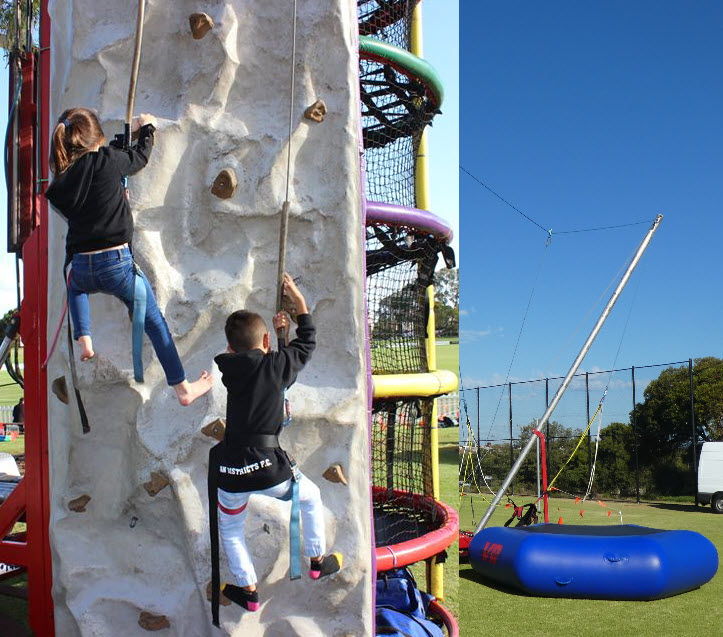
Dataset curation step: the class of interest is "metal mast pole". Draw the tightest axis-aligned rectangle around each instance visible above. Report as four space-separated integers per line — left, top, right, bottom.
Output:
475 214 663 533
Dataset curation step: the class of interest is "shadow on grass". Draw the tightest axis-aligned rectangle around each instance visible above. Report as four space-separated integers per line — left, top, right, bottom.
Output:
459 566 529 597
646 502 714 514
439 444 459 467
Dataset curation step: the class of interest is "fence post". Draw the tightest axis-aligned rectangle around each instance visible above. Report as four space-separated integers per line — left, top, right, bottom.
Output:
508 382 514 495
632 366 640 503
586 372 591 485
689 358 697 506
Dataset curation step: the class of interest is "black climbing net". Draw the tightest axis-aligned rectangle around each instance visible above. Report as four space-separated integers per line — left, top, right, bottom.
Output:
358 1 440 209
360 55 439 207
371 397 437 547
357 0 418 49
366 221 440 375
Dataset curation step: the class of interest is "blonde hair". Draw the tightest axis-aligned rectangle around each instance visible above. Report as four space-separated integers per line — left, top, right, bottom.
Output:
49 108 106 173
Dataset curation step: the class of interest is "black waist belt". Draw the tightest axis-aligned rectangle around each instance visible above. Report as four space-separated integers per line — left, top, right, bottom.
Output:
235 434 280 448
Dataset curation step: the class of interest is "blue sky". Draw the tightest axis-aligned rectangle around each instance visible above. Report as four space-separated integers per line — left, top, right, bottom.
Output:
460 1 723 399
0 5 458 312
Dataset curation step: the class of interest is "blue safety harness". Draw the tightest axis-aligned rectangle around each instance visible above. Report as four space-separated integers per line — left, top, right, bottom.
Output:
122 167 147 384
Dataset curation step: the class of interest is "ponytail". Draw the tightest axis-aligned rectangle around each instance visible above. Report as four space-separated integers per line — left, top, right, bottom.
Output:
49 108 106 174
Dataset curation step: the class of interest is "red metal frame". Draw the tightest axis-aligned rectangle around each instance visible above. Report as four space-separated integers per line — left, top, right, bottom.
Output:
428 599 459 637
0 2 54 635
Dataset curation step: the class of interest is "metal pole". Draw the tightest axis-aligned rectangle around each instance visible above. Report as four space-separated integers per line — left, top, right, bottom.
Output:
689 359 697 506
508 382 513 495
632 366 640 503
475 215 663 533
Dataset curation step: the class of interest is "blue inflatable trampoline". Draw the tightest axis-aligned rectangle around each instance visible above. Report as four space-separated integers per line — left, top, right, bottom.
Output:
469 524 718 600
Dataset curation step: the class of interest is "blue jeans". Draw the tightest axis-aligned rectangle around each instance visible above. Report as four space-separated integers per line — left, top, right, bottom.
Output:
67 247 186 386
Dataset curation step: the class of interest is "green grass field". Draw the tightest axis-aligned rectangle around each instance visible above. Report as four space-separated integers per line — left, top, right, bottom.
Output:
435 342 458 377
0 370 22 407
459 492 723 636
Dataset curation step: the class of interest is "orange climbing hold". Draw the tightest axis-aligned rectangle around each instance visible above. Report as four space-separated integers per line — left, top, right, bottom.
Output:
189 13 214 40
68 494 91 513
211 168 238 199
304 99 327 123
322 464 348 485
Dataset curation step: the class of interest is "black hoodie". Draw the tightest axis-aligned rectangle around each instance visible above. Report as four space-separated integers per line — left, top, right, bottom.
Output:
44 124 155 259
213 313 316 492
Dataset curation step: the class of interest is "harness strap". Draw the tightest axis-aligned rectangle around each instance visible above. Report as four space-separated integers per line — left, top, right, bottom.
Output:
64 267 90 434
208 442 221 627
288 477 301 580
233 434 280 448
132 270 146 383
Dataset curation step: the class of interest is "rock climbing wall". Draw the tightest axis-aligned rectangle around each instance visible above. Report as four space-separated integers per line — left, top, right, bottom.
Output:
46 1 371 635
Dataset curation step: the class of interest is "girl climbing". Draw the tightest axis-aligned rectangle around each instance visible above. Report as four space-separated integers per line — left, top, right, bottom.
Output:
44 107 213 406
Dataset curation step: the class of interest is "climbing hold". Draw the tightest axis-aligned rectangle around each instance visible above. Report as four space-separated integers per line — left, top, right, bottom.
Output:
211 169 238 199
322 464 348 485
138 611 170 631
304 99 327 123
206 581 231 606
68 494 91 513
201 418 226 442
52 376 69 404
143 472 170 497
189 12 214 39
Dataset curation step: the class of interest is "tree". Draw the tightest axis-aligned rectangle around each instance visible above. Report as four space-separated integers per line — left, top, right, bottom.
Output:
0 1 39 54
371 282 423 341
434 268 458 308
434 268 458 338
633 357 723 464
595 422 637 496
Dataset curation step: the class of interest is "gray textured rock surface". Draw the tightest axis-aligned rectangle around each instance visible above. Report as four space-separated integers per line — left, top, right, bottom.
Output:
47 1 370 635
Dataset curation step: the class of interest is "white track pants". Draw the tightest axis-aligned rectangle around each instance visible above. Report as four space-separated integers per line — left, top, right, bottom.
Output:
218 472 326 587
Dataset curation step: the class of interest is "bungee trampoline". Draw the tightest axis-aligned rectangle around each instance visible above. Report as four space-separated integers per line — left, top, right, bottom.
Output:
469 523 719 601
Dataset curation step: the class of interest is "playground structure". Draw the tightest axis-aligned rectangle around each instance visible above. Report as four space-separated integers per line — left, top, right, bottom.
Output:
0 1 457 635
359 1 459 633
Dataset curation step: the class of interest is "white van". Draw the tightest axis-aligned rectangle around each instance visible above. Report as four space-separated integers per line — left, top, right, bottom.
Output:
698 442 723 513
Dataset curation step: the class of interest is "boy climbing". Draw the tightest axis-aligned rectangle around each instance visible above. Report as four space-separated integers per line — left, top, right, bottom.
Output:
44 107 212 406
208 273 342 616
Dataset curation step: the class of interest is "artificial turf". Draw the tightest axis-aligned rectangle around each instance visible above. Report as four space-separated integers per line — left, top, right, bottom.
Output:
459 492 723 636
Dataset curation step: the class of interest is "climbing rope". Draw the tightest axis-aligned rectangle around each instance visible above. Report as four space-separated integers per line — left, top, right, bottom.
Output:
275 0 299 340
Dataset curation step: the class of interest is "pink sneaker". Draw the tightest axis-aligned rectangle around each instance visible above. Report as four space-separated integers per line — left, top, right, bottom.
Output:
309 553 343 580
222 584 260 611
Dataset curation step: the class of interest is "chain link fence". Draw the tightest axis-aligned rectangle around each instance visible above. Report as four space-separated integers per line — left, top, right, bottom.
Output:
460 360 703 501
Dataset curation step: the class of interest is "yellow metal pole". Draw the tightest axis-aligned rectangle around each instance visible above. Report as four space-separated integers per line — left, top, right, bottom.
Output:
411 1 445 601
372 369 458 398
